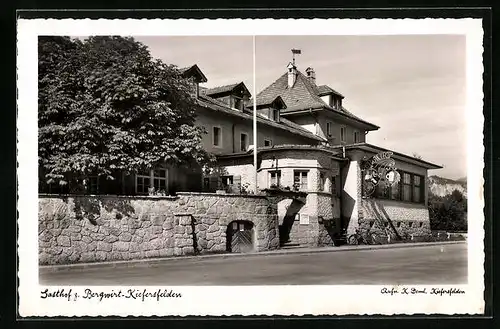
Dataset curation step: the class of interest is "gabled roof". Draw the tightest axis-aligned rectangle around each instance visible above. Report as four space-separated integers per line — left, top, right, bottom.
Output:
256 68 378 130
197 95 325 142
317 84 344 98
246 95 287 110
202 82 251 98
179 64 208 83
257 71 327 113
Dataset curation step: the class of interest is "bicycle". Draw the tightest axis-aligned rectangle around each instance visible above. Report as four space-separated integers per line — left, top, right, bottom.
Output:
347 229 384 245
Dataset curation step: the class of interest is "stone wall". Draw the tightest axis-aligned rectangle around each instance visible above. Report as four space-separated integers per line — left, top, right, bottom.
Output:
359 199 431 239
39 193 279 265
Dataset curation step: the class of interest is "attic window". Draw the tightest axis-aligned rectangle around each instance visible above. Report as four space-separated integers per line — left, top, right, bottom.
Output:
270 108 280 122
232 97 243 111
332 97 342 109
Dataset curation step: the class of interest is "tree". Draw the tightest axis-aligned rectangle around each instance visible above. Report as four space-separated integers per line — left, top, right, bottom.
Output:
38 36 213 188
428 189 467 232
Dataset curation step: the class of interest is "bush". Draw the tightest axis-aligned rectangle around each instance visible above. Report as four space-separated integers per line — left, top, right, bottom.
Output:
428 189 467 232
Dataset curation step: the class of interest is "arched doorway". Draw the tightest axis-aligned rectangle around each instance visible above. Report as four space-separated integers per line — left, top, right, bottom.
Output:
226 220 254 253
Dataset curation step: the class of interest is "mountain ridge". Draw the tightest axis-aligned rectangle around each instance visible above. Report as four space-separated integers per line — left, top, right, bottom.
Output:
428 175 467 197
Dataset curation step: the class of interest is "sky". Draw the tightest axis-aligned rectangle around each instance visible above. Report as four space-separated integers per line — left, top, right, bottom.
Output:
136 35 466 180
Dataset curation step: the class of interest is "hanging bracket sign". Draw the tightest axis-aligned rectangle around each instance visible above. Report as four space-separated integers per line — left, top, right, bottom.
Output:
361 151 400 197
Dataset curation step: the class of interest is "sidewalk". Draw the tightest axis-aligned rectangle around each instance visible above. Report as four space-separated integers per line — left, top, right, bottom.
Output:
39 240 466 273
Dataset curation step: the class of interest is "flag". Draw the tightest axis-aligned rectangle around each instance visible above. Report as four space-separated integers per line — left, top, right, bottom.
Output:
292 49 302 54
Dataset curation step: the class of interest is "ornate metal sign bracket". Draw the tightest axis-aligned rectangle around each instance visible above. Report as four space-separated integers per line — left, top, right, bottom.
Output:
361 151 400 198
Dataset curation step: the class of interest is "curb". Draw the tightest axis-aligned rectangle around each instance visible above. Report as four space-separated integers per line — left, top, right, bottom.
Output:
39 240 466 273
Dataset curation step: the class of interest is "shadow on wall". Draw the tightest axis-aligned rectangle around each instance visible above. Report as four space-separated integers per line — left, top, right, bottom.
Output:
190 215 199 254
318 218 344 246
279 199 304 246
71 196 136 226
363 198 401 240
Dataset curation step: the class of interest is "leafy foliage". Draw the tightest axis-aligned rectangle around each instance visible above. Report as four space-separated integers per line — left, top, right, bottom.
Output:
428 189 467 232
38 36 213 187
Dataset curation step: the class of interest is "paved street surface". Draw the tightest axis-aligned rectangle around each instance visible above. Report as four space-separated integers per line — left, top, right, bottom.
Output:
40 243 467 285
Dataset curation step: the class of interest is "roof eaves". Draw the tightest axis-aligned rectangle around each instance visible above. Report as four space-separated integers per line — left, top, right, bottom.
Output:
216 145 349 160
198 95 324 142
333 143 442 169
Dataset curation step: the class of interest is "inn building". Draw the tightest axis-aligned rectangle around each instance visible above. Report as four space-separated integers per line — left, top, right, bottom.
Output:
40 56 442 248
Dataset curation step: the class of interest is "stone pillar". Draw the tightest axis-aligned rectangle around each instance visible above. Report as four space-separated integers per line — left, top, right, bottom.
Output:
173 213 195 256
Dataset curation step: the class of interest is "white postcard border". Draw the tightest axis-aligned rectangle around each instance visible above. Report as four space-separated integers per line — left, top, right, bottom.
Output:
17 18 485 316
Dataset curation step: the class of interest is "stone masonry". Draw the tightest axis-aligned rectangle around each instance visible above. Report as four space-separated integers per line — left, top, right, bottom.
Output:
39 193 279 265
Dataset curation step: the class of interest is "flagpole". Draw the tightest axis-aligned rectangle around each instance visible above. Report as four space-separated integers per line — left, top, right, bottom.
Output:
253 36 258 194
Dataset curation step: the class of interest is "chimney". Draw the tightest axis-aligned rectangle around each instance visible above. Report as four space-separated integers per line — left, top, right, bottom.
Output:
287 62 297 88
306 67 316 85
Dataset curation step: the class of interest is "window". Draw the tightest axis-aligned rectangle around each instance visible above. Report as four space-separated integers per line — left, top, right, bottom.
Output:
136 167 168 195
326 122 333 138
136 170 151 195
240 133 248 152
264 139 272 147
269 170 281 188
331 176 338 195
402 172 412 201
413 175 422 203
340 126 346 143
153 168 167 192
88 176 99 194
233 97 242 110
213 126 222 147
319 172 326 192
203 177 210 191
270 108 280 122
332 97 342 109
370 170 424 204
294 171 308 191
354 130 360 143
390 179 400 200
221 175 233 189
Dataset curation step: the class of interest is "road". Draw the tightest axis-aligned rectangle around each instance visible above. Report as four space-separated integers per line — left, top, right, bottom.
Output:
39 243 467 285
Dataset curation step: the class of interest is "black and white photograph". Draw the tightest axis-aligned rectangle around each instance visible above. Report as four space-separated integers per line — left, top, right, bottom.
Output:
17 18 485 316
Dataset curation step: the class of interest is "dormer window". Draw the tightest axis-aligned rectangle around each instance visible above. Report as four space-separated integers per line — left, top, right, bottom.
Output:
271 108 280 122
233 97 243 111
331 96 342 109
180 64 207 99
